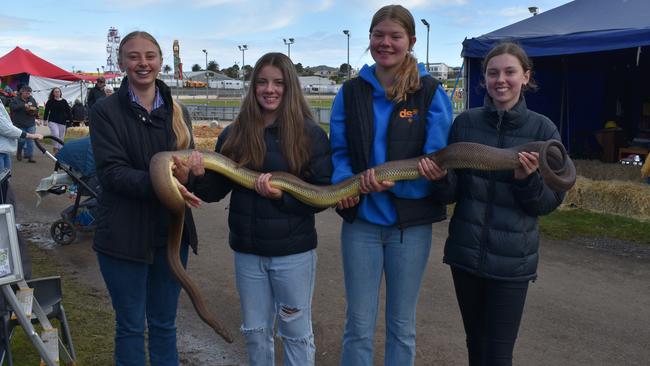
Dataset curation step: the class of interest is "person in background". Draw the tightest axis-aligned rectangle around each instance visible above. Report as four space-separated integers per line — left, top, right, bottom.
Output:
71 99 88 126
329 5 453 366
9 85 40 163
89 30 198 366
444 42 565 366
181 52 332 366
0 101 42 170
104 87 114 97
43 87 72 154
87 76 107 110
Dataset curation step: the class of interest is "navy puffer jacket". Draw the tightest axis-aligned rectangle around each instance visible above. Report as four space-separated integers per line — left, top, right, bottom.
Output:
443 97 565 281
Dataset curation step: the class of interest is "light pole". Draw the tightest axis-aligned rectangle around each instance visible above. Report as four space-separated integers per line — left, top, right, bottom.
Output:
528 6 539 16
238 45 248 81
343 30 350 80
202 49 209 103
420 19 430 73
283 38 295 59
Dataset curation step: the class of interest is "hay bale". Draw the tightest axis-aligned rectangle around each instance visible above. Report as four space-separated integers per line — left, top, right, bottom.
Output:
562 176 650 220
65 126 89 138
574 159 644 182
193 137 217 151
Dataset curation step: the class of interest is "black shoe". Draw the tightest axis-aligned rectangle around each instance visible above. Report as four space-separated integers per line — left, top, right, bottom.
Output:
16 151 22 161
27 157 36 163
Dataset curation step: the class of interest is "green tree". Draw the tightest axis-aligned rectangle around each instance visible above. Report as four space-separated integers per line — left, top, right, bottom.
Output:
223 64 240 79
294 62 304 75
191 63 202 72
243 65 253 80
207 61 220 72
163 64 172 74
339 63 351 76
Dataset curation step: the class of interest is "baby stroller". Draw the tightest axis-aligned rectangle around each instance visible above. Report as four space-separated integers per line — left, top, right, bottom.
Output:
35 136 100 245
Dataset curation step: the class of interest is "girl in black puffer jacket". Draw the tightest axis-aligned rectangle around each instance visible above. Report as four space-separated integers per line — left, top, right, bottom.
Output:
444 42 565 366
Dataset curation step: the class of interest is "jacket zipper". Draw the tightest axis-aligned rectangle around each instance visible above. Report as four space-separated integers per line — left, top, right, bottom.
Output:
478 111 505 273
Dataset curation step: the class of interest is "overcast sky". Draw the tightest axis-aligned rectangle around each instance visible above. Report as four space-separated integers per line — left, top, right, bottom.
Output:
1 0 571 73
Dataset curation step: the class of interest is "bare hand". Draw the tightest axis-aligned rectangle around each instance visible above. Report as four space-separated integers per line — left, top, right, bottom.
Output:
172 151 205 185
418 158 447 181
336 196 360 210
27 133 43 140
359 168 395 194
174 177 202 208
255 173 282 200
514 151 539 180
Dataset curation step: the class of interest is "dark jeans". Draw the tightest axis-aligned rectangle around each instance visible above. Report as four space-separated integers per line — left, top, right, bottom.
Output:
97 244 189 366
451 267 529 366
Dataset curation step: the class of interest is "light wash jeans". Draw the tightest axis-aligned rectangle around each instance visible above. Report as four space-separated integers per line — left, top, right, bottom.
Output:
340 220 433 366
47 122 66 149
97 244 189 366
17 126 35 158
0 153 11 171
235 250 317 366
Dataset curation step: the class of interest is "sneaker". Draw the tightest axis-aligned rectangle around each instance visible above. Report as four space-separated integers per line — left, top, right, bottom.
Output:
16 151 22 161
27 157 36 163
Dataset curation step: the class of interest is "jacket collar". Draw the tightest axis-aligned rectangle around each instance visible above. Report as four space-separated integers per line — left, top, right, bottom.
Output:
117 77 173 109
483 95 529 130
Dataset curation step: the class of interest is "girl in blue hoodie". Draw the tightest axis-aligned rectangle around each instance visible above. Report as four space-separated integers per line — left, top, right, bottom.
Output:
329 5 453 366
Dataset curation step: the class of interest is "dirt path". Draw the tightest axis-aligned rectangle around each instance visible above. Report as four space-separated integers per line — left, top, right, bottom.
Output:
10 150 650 365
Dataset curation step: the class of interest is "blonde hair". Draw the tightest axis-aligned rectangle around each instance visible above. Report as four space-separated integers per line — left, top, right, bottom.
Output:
119 31 190 150
370 5 420 103
221 53 312 175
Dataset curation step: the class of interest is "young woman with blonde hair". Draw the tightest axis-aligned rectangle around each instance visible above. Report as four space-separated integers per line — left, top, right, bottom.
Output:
329 5 453 365
89 30 197 366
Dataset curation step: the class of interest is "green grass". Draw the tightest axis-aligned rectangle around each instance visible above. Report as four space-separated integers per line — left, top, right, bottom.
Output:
9 245 114 365
540 209 650 244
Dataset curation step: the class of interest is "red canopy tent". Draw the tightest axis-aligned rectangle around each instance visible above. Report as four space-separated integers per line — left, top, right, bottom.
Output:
0 46 93 81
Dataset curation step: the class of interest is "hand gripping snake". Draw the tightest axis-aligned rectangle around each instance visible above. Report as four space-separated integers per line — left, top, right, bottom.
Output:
149 139 576 342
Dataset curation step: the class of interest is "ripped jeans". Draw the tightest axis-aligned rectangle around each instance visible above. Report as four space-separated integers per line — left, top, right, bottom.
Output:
234 250 317 366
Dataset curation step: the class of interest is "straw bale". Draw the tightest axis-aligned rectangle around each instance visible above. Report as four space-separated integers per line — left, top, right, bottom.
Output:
562 176 650 220
193 137 218 151
65 126 90 138
642 158 650 178
574 159 644 182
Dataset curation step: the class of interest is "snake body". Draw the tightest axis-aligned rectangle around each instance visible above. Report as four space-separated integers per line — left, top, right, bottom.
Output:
149 139 575 342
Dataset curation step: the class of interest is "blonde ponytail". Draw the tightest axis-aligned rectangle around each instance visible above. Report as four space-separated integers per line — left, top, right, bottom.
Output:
172 99 191 150
386 53 420 104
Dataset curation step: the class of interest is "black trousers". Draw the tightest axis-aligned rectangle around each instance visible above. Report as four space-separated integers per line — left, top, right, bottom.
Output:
451 267 530 366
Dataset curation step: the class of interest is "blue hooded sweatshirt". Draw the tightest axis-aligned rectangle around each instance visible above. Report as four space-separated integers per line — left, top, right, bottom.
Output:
330 63 452 226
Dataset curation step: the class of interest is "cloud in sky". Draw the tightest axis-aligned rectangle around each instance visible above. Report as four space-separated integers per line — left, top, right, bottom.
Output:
0 0 571 73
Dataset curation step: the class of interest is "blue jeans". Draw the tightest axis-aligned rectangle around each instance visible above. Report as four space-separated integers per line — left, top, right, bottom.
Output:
340 220 432 366
97 244 189 366
235 250 317 366
17 126 35 158
0 153 11 171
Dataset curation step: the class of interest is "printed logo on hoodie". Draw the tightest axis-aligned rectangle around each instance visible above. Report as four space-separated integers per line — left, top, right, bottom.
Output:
399 108 420 124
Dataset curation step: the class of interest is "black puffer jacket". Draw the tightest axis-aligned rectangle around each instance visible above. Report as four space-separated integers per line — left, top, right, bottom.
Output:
90 78 198 263
443 97 564 281
193 119 332 257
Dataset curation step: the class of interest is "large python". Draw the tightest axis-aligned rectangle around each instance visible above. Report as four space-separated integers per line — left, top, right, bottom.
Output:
149 139 576 342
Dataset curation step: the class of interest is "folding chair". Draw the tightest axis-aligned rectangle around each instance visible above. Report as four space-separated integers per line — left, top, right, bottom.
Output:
1 276 75 365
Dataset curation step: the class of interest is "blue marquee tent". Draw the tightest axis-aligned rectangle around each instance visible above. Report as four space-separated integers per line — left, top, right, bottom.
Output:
461 0 650 158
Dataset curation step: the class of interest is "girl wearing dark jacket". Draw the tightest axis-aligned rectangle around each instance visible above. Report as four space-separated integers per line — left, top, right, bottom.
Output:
184 52 332 366
329 5 453 366
444 42 565 366
89 31 197 366
43 87 72 154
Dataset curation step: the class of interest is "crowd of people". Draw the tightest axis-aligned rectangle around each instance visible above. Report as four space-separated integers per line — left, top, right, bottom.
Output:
2 4 569 366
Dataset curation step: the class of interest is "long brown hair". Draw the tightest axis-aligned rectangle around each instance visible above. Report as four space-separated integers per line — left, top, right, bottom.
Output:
118 31 190 150
221 52 312 175
48 87 62 101
370 5 420 103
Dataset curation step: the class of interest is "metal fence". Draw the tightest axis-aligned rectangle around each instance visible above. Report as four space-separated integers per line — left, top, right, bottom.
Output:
186 104 332 124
